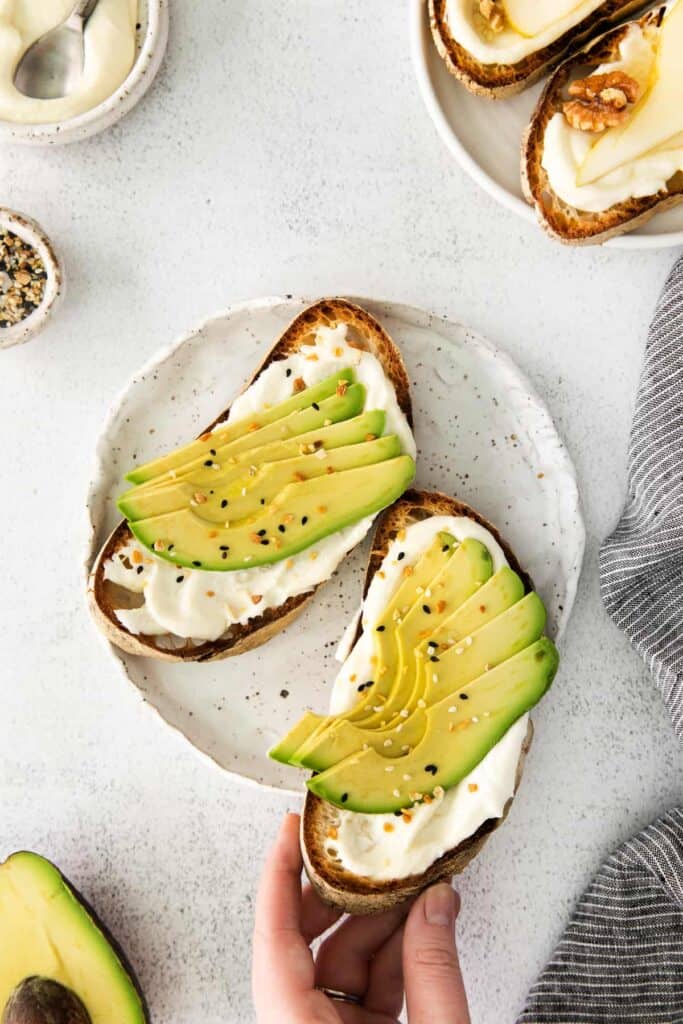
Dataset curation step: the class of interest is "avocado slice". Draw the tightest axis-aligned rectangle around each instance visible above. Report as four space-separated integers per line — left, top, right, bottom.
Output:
128 383 367 493
297 590 545 772
131 455 416 571
119 410 387 512
119 436 402 524
126 369 355 484
0 852 147 1024
306 637 559 813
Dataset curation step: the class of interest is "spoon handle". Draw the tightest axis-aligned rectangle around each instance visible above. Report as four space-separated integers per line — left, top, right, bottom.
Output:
70 0 100 21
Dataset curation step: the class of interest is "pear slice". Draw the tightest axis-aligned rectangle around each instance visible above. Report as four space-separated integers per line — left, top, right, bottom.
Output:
503 0 588 38
578 2 683 185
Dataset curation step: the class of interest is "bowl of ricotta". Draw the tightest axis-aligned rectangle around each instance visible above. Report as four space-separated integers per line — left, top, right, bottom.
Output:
0 0 168 145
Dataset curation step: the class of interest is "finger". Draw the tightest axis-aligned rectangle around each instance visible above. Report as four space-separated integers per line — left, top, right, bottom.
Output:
364 921 405 1018
301 883 344 944
403 884 470 1024
315 903 409 997
253 814 314 1006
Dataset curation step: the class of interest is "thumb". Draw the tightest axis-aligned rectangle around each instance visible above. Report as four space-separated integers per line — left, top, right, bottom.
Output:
403 883 470 1024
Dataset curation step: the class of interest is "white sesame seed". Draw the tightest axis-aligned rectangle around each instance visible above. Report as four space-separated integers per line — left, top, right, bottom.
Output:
472 716 479 723
465 636 472 646
432 674 439 684
448 706 457 713
403 773 412 781
372 706 382 713
241 487 247 496
383 739 392 748
455 647 464 655
396 724 403 733
400 709 409 718
425 589 431 598
385 766 394 772
362 743 369 750
417 699 426 709
401 745 410 753
393 789 400 798
483 711 491 717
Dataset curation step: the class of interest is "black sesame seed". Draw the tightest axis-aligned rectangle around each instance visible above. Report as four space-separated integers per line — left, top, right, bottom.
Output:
168 544 174 552
260 498 266 505
430 655 440 662
286 368 292 377
192 561 202 567
219 545 230 551
176 576 184 583
442 544 450 553
257 529 267 537
260 540 270 546
341 793 349 803
136 566 144 575
221 499 228 509
422 604 431 614
204 460 213 467
459 693 469 701
210 449 217 456
221 551 228 560
280 689 289 698
302 516 308 525
376 625 386 632
424 764 438 775
312 402 320 411
278 524 286 533
397 551 405 561
394 810 403 817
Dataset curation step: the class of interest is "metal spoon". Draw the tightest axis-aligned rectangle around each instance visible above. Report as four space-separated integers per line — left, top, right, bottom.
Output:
13 0 101 100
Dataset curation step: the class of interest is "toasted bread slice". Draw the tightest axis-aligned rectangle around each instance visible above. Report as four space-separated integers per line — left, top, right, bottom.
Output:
428 0 646 99
522 6 683 244
88 299 412 663
302 489 535 915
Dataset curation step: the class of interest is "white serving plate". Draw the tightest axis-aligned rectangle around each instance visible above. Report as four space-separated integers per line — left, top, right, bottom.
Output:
85 297 585 795
411 0 683 250
0 0 168 146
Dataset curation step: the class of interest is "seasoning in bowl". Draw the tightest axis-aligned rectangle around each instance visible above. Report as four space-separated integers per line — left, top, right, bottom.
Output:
0 228 47 329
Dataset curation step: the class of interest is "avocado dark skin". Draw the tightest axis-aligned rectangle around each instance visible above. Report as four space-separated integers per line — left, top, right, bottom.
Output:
2 979 91 1024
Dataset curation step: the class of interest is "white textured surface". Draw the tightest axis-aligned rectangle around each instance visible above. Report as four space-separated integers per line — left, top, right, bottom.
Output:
0 3 681 1023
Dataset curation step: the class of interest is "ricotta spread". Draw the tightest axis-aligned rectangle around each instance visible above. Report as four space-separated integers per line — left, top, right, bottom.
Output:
0 0 137 125
331 515 529 881
444 0 604 66
103 324 415 643
542 23 683 213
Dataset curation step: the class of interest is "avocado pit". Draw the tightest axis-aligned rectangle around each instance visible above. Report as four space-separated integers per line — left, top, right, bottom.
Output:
3 978 91 1024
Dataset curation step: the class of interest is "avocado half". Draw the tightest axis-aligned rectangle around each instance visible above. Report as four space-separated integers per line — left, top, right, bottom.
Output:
0 852 148 1024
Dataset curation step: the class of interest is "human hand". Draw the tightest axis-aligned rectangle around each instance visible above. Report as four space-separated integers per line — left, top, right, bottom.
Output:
252 813 471 1024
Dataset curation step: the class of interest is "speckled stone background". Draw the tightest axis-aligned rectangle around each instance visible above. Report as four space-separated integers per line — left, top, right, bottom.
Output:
0 3 681 1023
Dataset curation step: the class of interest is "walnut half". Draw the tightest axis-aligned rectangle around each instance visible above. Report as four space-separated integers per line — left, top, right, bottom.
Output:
563 71 641 133
479 0 505 33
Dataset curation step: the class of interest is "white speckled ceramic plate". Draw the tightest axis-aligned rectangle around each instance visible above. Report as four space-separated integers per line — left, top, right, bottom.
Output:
0 0 168 146
411 0 683 250
85 297 585 794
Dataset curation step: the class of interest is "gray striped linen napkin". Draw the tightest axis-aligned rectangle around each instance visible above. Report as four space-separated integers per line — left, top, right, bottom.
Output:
517 259 683 1024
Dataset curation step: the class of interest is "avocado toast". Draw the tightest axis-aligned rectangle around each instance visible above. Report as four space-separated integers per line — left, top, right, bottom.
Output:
522 4 683 244
271 490 559 914
88 299 415 662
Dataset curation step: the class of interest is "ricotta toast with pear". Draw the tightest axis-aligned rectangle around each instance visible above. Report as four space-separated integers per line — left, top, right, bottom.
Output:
523 2 683 242
429 0 645 98
271 491 559 914
89 299 416 662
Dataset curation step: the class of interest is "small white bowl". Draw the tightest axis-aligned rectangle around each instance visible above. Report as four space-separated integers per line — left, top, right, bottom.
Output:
0 207 63 349
0 0 169 146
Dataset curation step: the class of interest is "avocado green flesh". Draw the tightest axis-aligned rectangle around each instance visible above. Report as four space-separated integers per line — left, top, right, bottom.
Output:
119 411 387 511
119 437 401 524
131 456 416 571
307 638 559 813
286 538 493 768
269 711 324 765
0 852 145 1024
298 590 545 772
126 369 355 484
128 383 367 494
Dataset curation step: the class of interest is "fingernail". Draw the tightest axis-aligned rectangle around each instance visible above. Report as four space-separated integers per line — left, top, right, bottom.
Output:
424 884 457 926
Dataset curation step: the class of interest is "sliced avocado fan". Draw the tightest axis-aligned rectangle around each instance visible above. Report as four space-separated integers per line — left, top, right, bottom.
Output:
118 373 414 571
0 852 146 1024
270 529 559 813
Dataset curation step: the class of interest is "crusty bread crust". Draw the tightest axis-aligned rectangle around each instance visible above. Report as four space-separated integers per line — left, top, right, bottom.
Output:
88 299 412 663
428 0 646 99
522 6 683 244
302 488 535 915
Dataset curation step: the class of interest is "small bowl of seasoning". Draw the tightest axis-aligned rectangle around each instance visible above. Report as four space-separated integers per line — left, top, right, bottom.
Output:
0 208 63 350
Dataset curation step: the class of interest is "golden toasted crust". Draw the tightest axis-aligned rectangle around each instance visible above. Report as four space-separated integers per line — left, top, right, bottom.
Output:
88 299 412 663
522 7 683 244
428 0 647 98
301 488 535 915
